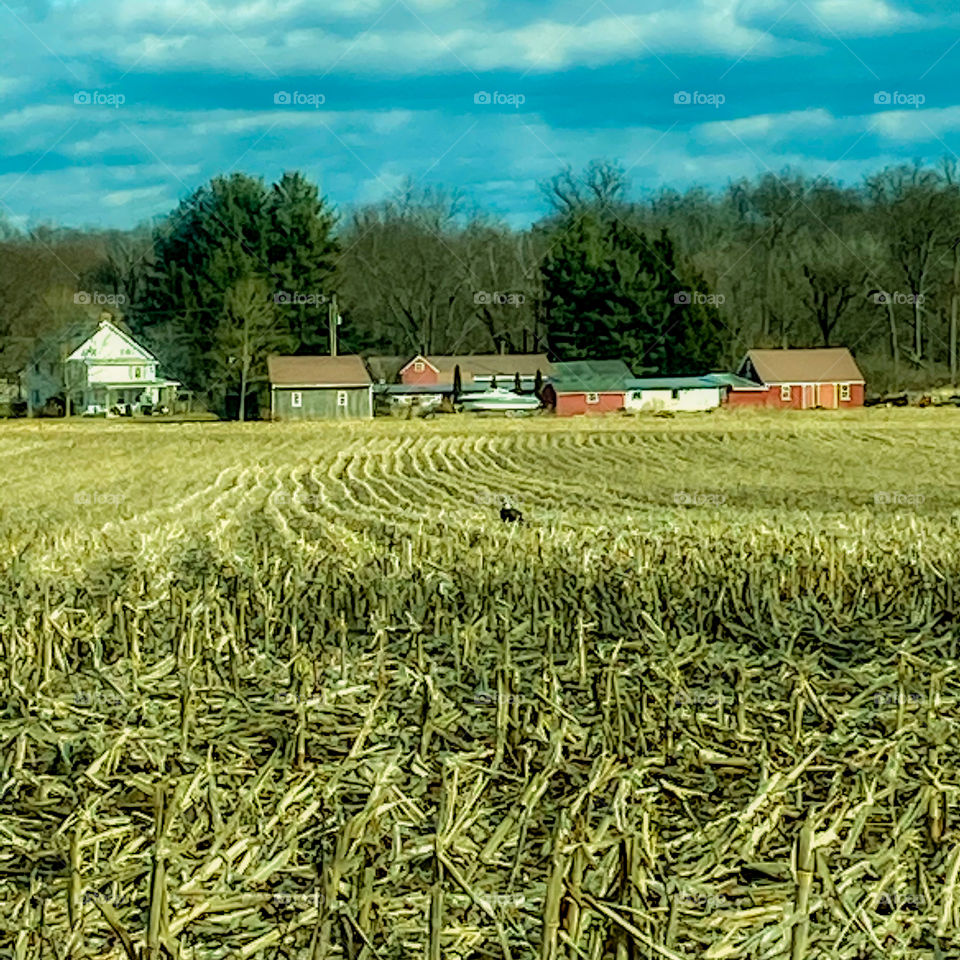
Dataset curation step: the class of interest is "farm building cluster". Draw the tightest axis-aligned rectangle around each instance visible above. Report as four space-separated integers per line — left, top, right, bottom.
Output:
268 347 866 420
9 315 867 419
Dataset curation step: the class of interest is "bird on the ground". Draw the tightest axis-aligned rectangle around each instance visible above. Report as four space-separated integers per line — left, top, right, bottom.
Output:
499 498 524 523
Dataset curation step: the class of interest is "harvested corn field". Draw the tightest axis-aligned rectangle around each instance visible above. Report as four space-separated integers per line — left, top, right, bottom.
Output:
1 410 959 959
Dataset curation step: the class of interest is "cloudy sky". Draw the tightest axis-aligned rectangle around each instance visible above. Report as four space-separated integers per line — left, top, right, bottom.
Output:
1 0 958 230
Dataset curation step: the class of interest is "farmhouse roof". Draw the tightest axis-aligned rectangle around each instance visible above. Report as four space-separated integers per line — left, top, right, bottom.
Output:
268 355 372 388
549 359 633 393
67 319 159 364
742 348 864 385
31 316 135 364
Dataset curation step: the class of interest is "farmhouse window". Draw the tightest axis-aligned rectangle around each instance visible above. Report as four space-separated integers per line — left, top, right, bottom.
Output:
780 384 791 401
132 365 142 379
337 390 348 407
413 361 425 372
839 383 851 401
585 392 599 404
291 391 302 408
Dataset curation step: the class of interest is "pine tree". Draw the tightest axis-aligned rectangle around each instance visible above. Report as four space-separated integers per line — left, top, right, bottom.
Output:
541 212 724 374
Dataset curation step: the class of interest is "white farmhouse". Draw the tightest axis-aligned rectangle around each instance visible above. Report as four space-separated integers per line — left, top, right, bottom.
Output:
22 317 180 415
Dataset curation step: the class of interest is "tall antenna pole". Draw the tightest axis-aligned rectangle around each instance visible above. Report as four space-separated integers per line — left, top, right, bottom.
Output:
328 293 338 357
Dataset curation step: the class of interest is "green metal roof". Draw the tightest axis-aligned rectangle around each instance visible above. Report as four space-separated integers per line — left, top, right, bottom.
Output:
626 376 717 390
702 372 765 389
548 359 634 393
626 373 764 390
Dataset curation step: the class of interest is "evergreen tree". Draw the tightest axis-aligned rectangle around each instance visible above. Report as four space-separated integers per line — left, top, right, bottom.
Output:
541 211 725 374
136 172 339 390
263 172 340 349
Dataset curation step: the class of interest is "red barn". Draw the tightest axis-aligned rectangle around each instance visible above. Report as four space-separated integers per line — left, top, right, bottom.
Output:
726 348 865 409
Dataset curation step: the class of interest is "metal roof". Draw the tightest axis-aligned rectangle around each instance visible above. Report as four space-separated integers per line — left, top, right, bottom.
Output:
402 354 552 380
375 383 454 395
701 372 767 389
268 355 372 387
548 359 633 393
375 383 530 396
626 376 720 390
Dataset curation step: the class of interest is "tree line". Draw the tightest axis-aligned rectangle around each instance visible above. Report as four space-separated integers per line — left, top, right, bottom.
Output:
4 158 960 409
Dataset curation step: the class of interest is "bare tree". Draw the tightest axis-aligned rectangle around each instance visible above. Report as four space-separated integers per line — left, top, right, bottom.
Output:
210 277 294 421
865 164 951 363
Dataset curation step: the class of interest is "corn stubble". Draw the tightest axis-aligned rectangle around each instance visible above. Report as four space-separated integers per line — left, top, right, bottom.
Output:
0 414 958 958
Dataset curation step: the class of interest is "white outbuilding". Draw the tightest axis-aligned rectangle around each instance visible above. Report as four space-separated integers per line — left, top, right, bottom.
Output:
624 375 725 413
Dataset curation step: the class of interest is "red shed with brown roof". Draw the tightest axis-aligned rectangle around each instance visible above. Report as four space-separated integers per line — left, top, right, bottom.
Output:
727 348 865 409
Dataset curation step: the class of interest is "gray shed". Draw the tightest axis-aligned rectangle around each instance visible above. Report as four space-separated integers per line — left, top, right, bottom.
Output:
268 355 373 420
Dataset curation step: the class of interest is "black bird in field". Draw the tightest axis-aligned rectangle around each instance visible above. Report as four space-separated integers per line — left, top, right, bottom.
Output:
500 498 524 523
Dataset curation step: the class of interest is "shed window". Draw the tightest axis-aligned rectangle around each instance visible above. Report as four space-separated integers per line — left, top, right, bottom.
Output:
291 391 302 408
337 390 348 407
585 392 599 404
839 383 851 401
779 384 792 401
413 361 425 372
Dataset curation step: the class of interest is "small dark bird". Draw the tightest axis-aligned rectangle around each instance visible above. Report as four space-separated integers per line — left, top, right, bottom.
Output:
500 499 524 523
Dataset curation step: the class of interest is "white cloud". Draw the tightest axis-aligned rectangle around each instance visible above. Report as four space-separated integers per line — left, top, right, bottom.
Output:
9 1 819 77
102 184 172 206
739 0 927 35
804 0 923 32
868 105 960 141
0 76 27 98
696 108 837 144
0 104 77 132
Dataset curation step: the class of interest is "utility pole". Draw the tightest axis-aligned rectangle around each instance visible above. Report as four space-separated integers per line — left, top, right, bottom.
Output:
63 357 71 418
328 293 339 357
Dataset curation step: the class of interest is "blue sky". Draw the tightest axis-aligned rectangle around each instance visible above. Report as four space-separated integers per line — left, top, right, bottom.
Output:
1 0 959 230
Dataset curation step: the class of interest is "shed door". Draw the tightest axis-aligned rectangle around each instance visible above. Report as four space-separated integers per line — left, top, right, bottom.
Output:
818 383 836 408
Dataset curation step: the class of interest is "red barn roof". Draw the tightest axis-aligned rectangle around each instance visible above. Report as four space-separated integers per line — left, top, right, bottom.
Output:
741 348 864 385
